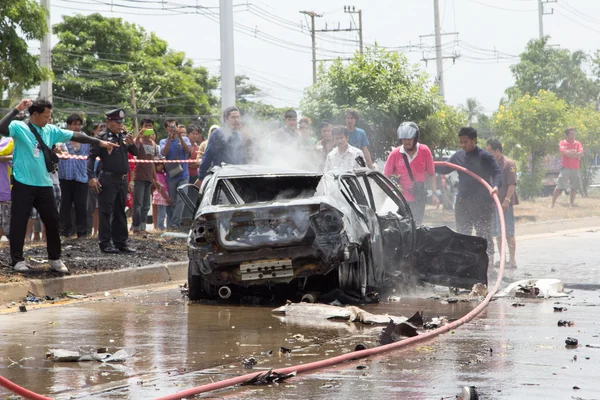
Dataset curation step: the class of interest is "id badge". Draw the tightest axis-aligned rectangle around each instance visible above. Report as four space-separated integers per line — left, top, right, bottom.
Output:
33 147 40 158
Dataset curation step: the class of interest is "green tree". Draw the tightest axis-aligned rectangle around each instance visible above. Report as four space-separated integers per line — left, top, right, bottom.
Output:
51 13 218 129
300 45 449 158
493 90 568 198
460 97 483 126
507 37 597 106
0 1 49 106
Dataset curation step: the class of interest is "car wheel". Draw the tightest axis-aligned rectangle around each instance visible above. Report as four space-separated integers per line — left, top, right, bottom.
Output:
338 249 368 298
188 268 217 301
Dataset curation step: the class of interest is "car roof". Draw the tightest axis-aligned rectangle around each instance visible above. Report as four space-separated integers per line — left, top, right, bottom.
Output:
211 164 324 178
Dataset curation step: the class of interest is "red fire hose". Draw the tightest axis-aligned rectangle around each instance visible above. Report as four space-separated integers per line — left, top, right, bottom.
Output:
0 161 505 400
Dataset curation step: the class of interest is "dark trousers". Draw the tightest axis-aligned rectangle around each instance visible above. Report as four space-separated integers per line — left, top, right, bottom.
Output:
132 180 152 230
98 174 128 249
455 197 494 262
59 179 88 237
10 180 61 265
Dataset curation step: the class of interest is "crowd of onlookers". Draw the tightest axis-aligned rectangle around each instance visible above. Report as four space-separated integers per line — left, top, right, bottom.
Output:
0 99 586 274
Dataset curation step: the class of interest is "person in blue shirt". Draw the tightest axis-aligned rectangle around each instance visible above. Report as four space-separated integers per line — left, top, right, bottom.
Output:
58 113 90 239
344 109 374 169
196 106 245 185
159 119 191 230
436 127 502 267
0 99 117 272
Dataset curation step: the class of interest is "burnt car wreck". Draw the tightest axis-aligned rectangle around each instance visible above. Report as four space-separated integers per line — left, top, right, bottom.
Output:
178 165 488 303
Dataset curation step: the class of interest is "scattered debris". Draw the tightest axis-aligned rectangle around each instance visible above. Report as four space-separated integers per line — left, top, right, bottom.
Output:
261 350 273 356
272 301 414 325
423 316 448 330
557 320 574 327
496 279 568 299
356 365 368 370
565 337 578 347
554 307 568 312
379 320 419 345
511 303 525 307
64 292 88 300
354 343 367 351
468 283 488 298
241 369 296 386
46 346 136 362
460 386 479 399
241 357 257 369
387 296 402 302
18 305 27 312
279 347 292 355
585 344 600 349
573 386 581 390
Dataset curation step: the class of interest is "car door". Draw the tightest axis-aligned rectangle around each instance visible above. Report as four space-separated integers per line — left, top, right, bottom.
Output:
360 172 488 289
357 171 416 282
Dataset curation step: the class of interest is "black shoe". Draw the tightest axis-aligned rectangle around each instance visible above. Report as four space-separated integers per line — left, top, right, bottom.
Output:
118 246 136 253
100 246 120 254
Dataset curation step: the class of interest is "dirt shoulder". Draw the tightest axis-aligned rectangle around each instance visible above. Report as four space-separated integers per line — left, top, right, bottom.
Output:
423 192 600 226
0 233 188 285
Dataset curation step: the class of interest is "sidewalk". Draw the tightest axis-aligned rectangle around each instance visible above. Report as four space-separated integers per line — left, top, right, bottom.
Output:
1 216 600 306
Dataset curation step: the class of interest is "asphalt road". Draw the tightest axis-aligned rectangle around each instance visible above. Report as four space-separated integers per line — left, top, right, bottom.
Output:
1 229 599 399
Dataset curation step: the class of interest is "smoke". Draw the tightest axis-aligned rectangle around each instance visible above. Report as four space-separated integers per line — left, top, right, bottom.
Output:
239 113 327 173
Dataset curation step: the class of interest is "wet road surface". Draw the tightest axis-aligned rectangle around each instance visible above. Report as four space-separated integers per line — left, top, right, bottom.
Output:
1 229 599 399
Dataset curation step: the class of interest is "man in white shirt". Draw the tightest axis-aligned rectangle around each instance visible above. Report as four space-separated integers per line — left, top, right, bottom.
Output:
324 126 365 172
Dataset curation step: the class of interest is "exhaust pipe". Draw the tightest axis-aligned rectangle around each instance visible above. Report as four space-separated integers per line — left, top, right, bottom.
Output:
301 293 319 303
218 286 232 300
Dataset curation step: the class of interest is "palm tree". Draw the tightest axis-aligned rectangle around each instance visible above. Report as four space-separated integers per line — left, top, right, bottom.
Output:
460 97 483 126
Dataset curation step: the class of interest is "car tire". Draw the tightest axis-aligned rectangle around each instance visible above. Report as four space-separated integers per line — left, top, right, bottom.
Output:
188 268 217 301
338 249 368 298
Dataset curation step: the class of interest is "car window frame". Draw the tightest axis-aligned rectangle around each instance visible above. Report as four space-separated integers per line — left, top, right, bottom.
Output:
212 179 243 206
361 170 412 218
340 174 369 207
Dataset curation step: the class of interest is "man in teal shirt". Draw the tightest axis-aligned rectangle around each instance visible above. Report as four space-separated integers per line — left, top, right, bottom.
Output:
344 109 374 169
0 99 117 272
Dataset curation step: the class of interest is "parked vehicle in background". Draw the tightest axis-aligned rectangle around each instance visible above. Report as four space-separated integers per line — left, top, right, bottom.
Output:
541 154 563 196
178 165 489 303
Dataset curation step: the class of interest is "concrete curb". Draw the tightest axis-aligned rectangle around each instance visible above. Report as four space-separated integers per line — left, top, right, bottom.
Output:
516 216 600 236
0 261 188 304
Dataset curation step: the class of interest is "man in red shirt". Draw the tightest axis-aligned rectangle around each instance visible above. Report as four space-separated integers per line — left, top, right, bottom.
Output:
551 127 584 209
384 122 439 224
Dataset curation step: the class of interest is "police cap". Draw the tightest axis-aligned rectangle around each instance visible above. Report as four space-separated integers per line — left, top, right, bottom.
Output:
106 108 125 122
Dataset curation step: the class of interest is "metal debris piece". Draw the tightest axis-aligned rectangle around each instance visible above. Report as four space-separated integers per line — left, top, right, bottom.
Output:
279 346 292 354
241 369 296 385
379 320 418 345
557 320 574 327
554 306 568 312
565 337 578 347
241 357 258 369
46 346 136 362
511 303 525 307
19 306 27 312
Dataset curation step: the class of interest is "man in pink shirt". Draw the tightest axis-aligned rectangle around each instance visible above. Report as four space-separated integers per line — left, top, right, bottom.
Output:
384 122 439 224
551 127 584 209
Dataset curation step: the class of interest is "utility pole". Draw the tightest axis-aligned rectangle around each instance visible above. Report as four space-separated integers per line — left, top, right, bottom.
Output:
344 6 363 55
419 1 459 100
300 10 322 84
434 0 444 100
39 0 52 101
130 87 138 134
220 0 236 112
538 0 557 39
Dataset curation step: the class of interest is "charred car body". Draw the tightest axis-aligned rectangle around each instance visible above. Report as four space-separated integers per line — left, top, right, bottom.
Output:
178 165 488 302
